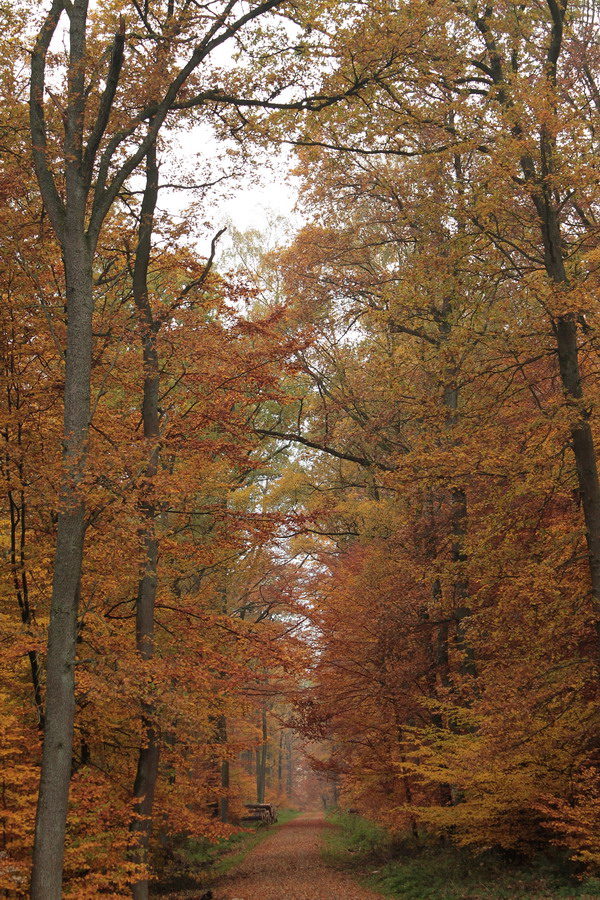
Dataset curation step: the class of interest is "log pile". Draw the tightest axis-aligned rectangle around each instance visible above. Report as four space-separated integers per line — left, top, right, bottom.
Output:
241 803 278 825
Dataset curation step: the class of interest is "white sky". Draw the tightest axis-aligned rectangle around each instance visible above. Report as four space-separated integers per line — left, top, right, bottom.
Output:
216 172 299 233
45 2 306 263
161 123 305 263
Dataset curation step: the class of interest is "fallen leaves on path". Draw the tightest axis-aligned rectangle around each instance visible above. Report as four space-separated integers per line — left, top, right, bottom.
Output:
213 813 382 900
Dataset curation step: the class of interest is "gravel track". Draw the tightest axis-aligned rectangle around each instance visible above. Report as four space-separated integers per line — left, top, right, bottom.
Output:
213 812 382 900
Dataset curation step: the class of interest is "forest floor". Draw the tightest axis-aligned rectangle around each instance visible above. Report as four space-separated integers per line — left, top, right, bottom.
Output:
187 811 384 900
321 811 600 900
161 810 600 899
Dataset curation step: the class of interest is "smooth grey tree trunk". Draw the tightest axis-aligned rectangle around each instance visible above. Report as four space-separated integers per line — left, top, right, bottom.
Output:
130 142 161 900
29 2 106 893
286 731 293 799
256 708 268 803
277 728 284 795
537 207 600 645
30 240 93 899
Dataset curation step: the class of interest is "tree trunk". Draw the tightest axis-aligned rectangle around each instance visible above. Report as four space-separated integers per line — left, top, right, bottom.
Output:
332 773 339 808
277 729 284 795
220 758 230 825
131 725 160 900
478 0 600 657
256 708 268 803
130 142 161 900
530 147 600 652
554 315 600 642
31 241 93 900
7 476 44 728
217 714 230 824
286 732 293 800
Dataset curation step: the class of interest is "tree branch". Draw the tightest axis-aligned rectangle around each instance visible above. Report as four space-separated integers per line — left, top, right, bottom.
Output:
29 0 67 240
255 428 395 471
89 0 288 239
388 320 440 346
83 18 126 187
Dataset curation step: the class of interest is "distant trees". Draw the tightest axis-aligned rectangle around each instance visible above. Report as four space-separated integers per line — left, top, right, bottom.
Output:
3 0 600 893
261 0 600 865
21 0 378 894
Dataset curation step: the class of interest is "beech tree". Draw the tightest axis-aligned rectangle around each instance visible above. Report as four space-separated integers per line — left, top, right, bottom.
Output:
245 0 600 858
26 0 383 892
284 0 600 646
2 0 600 891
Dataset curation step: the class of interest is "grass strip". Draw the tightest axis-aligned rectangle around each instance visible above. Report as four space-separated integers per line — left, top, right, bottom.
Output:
156 807 301 895
323 810 600 900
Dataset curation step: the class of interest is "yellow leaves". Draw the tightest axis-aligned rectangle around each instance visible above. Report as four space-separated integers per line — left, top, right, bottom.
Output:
263 468 312 509
539 767 600 869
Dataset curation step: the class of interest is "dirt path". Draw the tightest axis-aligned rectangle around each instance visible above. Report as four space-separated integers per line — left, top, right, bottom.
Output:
213 812 382 900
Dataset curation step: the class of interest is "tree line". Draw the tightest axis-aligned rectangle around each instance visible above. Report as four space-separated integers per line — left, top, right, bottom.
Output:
2 0 600 895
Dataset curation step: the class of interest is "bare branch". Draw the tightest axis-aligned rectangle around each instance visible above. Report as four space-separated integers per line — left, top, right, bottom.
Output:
29 0 67 240
255 428 395 471
83 19 126 187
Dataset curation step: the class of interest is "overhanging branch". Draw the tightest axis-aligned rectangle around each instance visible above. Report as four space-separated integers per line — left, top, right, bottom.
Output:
255 428 395 471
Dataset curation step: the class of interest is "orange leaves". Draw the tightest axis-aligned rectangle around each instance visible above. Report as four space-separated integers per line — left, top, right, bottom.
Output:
0 696 39 895
271 0 600 860
6 0 600 886
63 768 134 900
542 767 600 869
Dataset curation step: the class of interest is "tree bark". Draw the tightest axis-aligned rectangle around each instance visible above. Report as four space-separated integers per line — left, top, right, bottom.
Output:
30 240 93 900
5 424 44 728
277 729 284 795
525 123 600 650
286 731 293 799
220 753 230 825
216 713 230 824
130 141 161 900
29 2 98 893
538 210 600 643
256 708 268 803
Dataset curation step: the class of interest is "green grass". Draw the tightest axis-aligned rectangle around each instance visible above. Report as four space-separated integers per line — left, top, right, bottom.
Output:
207 807 301 877
274 807 303 827
155 807 301 894
323 811 600 900
184 825 262 875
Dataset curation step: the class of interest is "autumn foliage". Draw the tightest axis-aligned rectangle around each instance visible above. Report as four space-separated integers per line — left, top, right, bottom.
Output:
3 0 600 895
278 0 600 870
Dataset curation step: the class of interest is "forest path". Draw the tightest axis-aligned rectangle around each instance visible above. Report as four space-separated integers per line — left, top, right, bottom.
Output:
213 812 383 900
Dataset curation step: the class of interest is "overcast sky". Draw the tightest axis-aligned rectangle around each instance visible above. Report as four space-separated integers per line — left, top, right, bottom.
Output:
162 125 304 264
46 6 304 264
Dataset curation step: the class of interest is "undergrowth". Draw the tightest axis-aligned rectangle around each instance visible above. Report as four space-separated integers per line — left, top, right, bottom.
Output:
324 810 600 900
155 807 300 894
